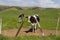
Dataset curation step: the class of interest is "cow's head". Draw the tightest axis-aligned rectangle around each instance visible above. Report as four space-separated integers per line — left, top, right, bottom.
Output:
18 13 24 18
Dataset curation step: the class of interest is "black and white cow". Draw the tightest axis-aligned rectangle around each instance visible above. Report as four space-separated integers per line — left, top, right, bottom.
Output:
26 14 44 36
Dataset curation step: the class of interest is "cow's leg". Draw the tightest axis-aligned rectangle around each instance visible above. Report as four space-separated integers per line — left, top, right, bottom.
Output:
34 23 37 32
34 23 37 30
34 23 37 33
32 23 35 33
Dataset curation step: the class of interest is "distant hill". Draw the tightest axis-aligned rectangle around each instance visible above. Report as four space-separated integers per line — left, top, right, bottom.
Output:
0 5 11 11
0 5 60 11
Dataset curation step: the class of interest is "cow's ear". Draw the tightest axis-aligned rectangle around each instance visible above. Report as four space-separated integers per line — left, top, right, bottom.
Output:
19 14 24 17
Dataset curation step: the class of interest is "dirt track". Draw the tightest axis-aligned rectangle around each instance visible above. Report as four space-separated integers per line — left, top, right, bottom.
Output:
2 28 60 37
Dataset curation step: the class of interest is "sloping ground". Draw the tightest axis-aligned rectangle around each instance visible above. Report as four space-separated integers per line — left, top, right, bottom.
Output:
0 8 60 30
2 28 60 37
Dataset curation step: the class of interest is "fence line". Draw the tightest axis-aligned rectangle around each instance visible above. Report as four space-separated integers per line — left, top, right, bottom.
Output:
56 17 60 36
0 18 2 34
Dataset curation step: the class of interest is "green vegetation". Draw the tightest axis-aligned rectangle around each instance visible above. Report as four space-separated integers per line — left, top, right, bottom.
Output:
0 35 60 40
0 5 60 40
0 5 60 30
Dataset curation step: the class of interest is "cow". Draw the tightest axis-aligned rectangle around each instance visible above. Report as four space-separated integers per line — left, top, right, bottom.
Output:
26 14 44 36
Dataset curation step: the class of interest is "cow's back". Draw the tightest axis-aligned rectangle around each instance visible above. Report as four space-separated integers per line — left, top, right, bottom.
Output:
30 15 40 23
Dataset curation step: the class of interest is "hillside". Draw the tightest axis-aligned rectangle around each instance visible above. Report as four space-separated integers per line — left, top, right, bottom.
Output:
0 6 60 30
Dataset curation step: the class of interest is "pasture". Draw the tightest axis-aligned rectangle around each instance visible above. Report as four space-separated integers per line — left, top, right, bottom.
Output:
0 7 60 40
0 34 60 40
0 8 60 30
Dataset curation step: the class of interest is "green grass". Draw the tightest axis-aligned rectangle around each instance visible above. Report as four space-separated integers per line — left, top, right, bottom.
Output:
0 8 60 30
0 34 60 40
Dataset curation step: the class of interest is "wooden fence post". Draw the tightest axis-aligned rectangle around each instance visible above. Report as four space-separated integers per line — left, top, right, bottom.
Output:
0 18 2 34
56 17 59 36
15 14 24 37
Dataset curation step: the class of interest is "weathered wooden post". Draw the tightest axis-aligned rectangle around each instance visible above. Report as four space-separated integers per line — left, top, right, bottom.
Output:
0 17 2 34
56 17 59 36
15 14 24 37
35 16 44 36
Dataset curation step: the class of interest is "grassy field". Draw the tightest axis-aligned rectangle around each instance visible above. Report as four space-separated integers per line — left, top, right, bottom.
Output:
0 35 60 40
0 30 60 40
0 8 60 30
0 7 60 40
